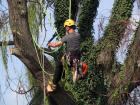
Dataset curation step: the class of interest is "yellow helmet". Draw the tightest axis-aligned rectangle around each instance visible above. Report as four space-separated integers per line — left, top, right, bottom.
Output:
64 19 75 27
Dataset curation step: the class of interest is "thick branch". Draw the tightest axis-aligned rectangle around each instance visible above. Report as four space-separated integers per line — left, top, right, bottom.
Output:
96 0 134 74
7 0 53 75
112 25 140 88
108 24 140 105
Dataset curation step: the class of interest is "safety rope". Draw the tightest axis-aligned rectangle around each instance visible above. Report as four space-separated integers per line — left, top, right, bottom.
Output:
28 6 63 105
44 0 72 54
38 0 47 97
60 0 72 80
42 47 46 105
69 0 72 19
33 1 48 104
10 1 53 105
29 4 56 103
31 1 73 102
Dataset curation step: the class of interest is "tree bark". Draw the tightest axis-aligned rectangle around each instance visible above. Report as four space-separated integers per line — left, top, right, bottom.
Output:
7 0 76 105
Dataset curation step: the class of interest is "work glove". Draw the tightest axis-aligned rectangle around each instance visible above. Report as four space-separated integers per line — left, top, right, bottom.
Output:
48 42 57 47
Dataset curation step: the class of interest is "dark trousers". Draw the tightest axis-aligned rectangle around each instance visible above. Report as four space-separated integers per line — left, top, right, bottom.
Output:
53 61 63 85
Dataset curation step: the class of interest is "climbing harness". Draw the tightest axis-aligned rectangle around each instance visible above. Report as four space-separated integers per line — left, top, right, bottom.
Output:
72 60 88 82
63 52 88 83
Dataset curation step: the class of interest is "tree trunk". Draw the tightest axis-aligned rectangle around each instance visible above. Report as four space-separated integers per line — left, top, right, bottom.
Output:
108 24 140 105
7 0 76 105
94 0 134 104
96 0 134 74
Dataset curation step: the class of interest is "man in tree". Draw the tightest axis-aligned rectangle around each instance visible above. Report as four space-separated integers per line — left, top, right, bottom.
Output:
47 19 88 92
